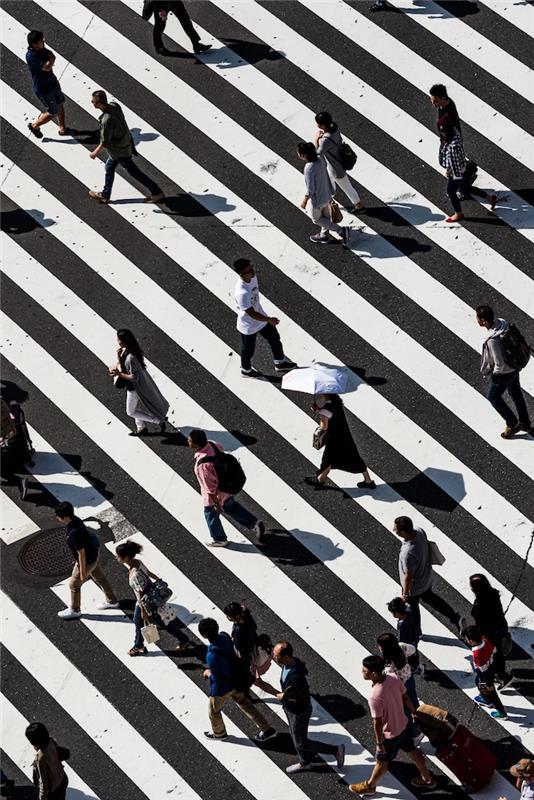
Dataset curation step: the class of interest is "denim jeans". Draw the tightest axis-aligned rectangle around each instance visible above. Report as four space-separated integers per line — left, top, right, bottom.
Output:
133 603 189 649
487 371 530 428
240 324 284 371
204 496 257 542
103 156 162 200
446 177 463 213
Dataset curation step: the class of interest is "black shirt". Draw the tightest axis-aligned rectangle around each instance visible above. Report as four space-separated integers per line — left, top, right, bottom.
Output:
437 98 461 134
66 517 98 565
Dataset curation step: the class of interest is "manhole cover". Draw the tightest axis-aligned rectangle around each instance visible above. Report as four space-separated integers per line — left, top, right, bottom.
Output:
18 526 74 577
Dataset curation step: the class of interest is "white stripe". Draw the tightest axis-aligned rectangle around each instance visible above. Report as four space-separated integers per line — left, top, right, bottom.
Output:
3 317 534 748
1 694 101 799
386 0 534 105
5 233 534 657
298 0 534 239
2 150 533 562
477 0 534 39
0 491 39 544
0 590 203 799
13 4 534 315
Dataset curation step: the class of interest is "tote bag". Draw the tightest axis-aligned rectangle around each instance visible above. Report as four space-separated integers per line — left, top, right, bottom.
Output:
429 540 446 566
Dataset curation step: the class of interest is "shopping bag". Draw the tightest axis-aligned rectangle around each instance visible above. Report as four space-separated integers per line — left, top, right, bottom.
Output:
141 623 160 644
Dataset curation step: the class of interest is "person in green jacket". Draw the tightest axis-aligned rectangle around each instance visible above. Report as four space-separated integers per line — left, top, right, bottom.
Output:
88 90 164 204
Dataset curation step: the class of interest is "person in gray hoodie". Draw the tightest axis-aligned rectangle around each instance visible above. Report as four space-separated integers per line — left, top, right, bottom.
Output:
476 304 531 438
314 111 364 215
297 142 351 247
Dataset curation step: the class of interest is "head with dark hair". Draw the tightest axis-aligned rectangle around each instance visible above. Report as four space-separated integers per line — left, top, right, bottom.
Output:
187 429 208 450
198 617 219 642
362 654 385 680
272 640 294 665
475 304 495 328
393 516 414 537
27 30 44 48
469 573 498 601
115 540 143 564
429 83 448 108
296 141 318 162
463 625 482 644
315 111 336 132
91 89 108 108
377 632 406 670
224 601 245 621
25 722 50 750
117 328 145 368
55 501 74 521
387 597 407 618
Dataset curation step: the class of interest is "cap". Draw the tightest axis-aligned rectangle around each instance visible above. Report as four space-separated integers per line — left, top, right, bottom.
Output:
510 759 534 779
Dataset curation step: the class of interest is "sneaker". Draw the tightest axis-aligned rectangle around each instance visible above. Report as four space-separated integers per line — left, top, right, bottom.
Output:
286 762 314 774
501 422 521 439
342 227 351 249
411 777 437 789
356 480 376 490
28 122 43 139
97 601 120 610
193 42 212 54
207 539 229 547
345 205 365 215
57 607 82 620
253 520 265 543
241 367 262 379
474 694 493 707
144 192 165 203
204 730 227 740
336 743 346 769
309 232 332 244
255 727 276 742
88 190 109 204
491 709 507 719
349 780 376 795
274 359 297 372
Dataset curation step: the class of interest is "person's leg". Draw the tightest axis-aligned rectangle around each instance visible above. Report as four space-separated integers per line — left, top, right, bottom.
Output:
258 323 285 362
288 706 338 763
507 374 531 428
446 178 463 214
483 686 506 715
56 103 66 133
165 616 190 646
120 157 163 197
366 758 390 788
103 156 119 200
30 110 53 130
203 505 227 543
232 690 270 732
420 586 459 627
153 14 166 50
222 496 256 529
406 747 433 783
240 332 257 372
487 377 518 428
133 603 145 649
90 559 118 604
335 173 362 207
68 563 83 612
209 694 230 736
169 1 201 46
407 594 422 636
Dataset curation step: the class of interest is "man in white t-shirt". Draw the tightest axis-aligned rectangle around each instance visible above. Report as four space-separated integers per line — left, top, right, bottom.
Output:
233 258 296 378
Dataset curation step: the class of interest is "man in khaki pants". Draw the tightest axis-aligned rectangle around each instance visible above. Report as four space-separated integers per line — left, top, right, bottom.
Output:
199 617 276 742
55 501 119 620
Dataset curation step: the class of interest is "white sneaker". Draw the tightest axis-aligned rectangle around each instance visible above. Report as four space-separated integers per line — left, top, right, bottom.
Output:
206 539 229 547
57 608 82 620
97 601 120 610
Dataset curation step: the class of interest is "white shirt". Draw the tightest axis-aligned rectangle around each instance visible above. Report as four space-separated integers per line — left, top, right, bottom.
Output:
234 275 268 335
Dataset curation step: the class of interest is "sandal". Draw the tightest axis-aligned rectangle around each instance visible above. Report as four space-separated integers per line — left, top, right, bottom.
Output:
128 646 147 656
174 641 191 654
410 777 436 789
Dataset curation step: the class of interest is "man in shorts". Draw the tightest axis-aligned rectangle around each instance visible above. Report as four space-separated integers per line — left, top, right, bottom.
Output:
349 655 435 795
26 30 68 139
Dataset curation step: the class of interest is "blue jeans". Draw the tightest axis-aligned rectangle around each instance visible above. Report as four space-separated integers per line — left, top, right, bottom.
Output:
204 496 257 542
487 371 530 428
446 177 463 213
103 156 162 200
133 603 189 649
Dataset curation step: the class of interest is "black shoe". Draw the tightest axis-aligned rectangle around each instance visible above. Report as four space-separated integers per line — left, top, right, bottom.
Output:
255 727 276 742
155 46 170 55
274 359 297 372
193 42 212 54
241 367 263 378
356 480 376 490
159 419 167 434
304 476 325 490
129 427 148 437
28 122 43 139
204 731 227 740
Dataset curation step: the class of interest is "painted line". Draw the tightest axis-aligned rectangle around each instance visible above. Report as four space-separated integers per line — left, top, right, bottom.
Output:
0 490 39 544
476 0 534 39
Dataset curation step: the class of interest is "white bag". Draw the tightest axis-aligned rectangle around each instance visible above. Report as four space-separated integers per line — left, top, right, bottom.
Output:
429 540 446 566
141 623 160 644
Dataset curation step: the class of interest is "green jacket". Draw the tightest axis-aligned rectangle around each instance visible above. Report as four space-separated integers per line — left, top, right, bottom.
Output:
99 101 132 159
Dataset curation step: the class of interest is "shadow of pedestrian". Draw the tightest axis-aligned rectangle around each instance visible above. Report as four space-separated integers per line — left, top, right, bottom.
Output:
130 127 160 145
217 38 285 67
262 528 344 564
152 193 232 217
1 208 55 234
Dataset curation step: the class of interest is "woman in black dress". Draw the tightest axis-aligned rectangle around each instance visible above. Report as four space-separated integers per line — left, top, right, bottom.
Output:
469 573 512 688
304 393 375 490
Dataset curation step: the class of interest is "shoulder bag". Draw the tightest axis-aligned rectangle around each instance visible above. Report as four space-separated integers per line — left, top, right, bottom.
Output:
313 426 327 450
428 540 446 566
328 199 343 224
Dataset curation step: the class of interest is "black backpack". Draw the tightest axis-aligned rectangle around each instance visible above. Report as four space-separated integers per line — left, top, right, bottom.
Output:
500 324 532 371
339 141 357 171
199 442 246 495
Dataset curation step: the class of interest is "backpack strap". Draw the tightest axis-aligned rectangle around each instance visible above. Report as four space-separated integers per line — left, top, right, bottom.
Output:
198 442 220 465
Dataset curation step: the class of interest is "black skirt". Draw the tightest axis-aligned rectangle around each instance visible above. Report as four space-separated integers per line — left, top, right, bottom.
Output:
318 399 366 473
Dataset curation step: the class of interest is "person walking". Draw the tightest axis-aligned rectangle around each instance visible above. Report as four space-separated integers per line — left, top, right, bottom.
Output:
55 502 119 620
498 759 534 800
387 597 421 673
233 258 296 378
476 304 531 438
376 632 418 711
142 1 212 56
188 429 265 547
199 617 276 742
394 516 461 635
349 656 435 796
25 723 68 800
296 142 351 246
109 328 169 436
224 601 278 695
304 393 375 491
267 640 345 774
88 91 164 204
314 111 364 214
469 574 513 689
438 115 466 223
26 30 68 139
115 540 191 656
463 625 508 719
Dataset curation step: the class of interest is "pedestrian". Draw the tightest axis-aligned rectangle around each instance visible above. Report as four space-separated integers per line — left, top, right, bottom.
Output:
438 115 466 223
88 90 164 204
296 141 351 247
114 540 191 656
498 758 534 800
109 328 169 436
141 1 211 56
393 516 461 635
463 625 507 719
199 617 276 742
55 501 119 620
387 597 421 673
476 304 531 438
233 258 296 378
349 655 435 796
267 640 345 774
376 632 418 710
188 429 265 547
469 574 513 689
26 30 69 139
25 722 68 800
314 111 364 214
304 393 375 491
224 601 279 695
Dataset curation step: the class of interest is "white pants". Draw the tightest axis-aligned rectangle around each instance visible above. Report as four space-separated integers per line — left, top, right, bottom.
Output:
327 164 361 205
308 204 343 236
126 390 162 430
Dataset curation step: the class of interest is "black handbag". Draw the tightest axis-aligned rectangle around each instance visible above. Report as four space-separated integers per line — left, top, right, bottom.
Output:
140 578 173 615
56 744 70 761
313 426 327 450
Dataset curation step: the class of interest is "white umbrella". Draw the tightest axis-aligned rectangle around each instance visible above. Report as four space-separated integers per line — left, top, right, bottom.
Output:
281 363 358 395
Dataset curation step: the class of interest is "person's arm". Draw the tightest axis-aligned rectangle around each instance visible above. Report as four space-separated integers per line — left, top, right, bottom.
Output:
110 353 136 382
372 717 386 755
300 165 312 209
77 548 87 582
89 143 105 159
487 338 507 375
244 307 279 325
135 589 150 623
41 49 55 72
401 570 414 601
402 692 417 715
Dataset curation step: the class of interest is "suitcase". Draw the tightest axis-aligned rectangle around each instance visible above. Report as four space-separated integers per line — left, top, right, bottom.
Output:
436 725 497 791
415 703 458 747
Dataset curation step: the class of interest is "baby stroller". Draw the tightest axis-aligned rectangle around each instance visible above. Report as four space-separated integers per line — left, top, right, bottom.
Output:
1 399 34 498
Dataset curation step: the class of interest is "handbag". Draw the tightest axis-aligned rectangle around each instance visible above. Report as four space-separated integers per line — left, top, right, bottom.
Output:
55 744 70 762
328 199 343 224
313 426 327 450
141 623 160 644
140 578 173 615
113 375 127 390
429 540 446 566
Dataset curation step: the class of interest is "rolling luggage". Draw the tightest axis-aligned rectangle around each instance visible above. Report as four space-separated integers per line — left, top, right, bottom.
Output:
436 724 497 792
415 703 458 747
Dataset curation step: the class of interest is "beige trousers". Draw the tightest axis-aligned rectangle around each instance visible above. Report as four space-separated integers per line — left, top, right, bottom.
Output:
209 690 269 737
69 556 117 612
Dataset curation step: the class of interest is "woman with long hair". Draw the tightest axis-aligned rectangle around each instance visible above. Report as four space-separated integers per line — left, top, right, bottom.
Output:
296 141 351 247
109 328 169 436
314 111 364 214
469 574 512 688
376 632 418 708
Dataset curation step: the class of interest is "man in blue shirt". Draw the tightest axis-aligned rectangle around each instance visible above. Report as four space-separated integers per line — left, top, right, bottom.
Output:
26 30 68 139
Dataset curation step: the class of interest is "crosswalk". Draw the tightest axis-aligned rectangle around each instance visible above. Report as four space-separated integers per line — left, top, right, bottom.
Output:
1 1 533 799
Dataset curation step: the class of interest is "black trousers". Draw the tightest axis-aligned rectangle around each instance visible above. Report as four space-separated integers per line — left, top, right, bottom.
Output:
286 703 338 764
153 2 200 49
408 585 458 634
240 324 284 371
